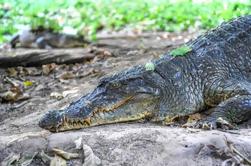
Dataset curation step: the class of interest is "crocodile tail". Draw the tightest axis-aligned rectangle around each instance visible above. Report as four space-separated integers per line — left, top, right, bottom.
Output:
9 34 19 48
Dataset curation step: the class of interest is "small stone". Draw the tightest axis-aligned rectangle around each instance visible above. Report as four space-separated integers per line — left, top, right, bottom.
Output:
50 92 64 100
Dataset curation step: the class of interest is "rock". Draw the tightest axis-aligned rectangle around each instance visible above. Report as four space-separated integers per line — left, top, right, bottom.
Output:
1 124 250 166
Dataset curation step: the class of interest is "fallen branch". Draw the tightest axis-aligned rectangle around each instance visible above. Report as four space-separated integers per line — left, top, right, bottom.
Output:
0 48 95 68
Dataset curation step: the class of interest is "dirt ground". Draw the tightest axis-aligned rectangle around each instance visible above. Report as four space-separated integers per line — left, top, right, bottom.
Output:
0 31 251 166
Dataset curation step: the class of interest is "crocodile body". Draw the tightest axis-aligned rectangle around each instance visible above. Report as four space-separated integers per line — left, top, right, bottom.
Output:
39 16 251 132
10 27 90 49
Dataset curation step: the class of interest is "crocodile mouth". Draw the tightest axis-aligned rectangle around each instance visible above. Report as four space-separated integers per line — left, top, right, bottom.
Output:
41 94 157 132
56 96 134 132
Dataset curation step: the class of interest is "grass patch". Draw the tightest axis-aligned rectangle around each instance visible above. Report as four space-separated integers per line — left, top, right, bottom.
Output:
0 0 251 42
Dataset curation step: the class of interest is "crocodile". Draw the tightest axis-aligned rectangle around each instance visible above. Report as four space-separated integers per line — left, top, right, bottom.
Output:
10 27 90 49
39 15 251 132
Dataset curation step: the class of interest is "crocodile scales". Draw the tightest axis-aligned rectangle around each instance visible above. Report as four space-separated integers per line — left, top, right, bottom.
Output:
39 15 251 132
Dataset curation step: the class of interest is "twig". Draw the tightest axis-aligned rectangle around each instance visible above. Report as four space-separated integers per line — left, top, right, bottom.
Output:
218 129 240 135
4 76 21 87
52 148 79 160
224 136 251 165
230 144 251 165
12 100 29 109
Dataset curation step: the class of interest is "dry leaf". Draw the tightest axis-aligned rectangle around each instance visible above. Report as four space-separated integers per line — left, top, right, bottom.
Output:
42 63 57 75
1 91 19 101
187 113 202 123
59 72 75 80
23 80 33 87
50 155 67 166
6 68 18 77
52 148 79 160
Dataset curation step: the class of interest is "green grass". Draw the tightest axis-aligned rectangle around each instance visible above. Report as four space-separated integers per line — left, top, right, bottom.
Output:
0 0 251 42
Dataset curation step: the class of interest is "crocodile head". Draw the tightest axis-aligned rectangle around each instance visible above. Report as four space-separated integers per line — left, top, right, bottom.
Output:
39 66 161 132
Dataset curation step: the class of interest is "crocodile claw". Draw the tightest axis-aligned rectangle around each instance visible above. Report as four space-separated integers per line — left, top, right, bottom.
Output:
194 120 217 130
215 117 237 130
194 117 237 130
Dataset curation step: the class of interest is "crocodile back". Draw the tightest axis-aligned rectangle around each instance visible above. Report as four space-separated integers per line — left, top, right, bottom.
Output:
152 15 251 114
186 15 251 80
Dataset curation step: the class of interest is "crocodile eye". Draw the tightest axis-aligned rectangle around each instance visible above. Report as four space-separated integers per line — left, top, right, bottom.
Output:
111 82 121 88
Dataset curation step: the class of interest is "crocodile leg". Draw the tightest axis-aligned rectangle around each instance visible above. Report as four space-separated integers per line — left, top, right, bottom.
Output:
198 95 251 129
198 80 251 129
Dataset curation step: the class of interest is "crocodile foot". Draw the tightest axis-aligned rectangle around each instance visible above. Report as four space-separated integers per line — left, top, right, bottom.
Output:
194 117 237 130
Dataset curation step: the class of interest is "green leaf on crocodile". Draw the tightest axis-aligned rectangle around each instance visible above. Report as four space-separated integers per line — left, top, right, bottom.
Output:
144 62 155 71
170 45 192 57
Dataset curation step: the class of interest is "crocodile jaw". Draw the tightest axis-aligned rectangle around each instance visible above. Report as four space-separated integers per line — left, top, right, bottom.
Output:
39 94 158 132
39 65 161 132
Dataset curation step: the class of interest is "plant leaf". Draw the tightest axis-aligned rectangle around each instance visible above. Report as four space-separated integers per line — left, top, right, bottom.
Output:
170 45 192 57
145 62 155 71
23 80 33 87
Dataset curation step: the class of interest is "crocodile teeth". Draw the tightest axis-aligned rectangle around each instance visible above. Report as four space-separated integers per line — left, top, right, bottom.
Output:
68 119 73 125
84 118 91 126
79 120 84 125
73 120 78 126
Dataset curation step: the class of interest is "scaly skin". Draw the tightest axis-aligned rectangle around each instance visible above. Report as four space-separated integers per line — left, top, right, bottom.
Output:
10 27 90 49
39 15 251 132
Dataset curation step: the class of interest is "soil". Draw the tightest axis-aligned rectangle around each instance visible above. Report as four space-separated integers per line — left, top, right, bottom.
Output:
0 31 250 166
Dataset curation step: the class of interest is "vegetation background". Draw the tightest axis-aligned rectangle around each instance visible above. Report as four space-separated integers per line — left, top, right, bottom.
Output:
0 0 251 42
